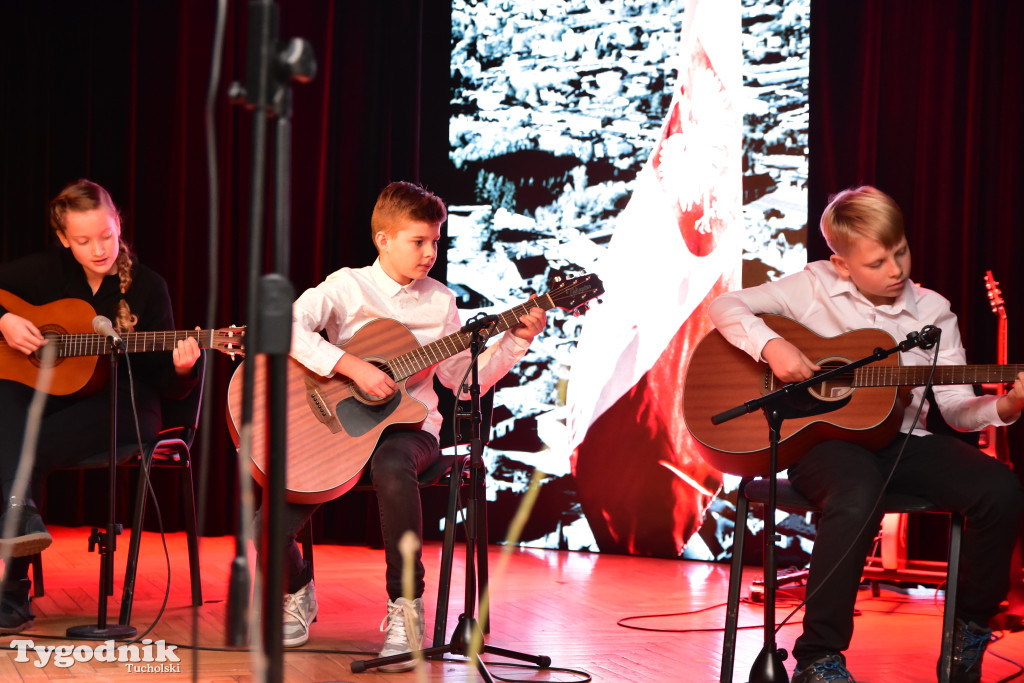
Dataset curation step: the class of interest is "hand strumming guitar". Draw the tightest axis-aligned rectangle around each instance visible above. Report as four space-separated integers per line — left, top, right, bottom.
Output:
761 336 821 383
0 312 46 355
336 352 397 400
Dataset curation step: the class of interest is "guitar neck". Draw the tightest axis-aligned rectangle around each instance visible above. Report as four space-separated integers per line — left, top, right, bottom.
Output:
51 329 223 358
385 294 554 381
855 364 1024 388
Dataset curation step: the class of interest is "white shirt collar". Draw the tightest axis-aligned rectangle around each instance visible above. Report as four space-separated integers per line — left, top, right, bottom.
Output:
371 258 422 300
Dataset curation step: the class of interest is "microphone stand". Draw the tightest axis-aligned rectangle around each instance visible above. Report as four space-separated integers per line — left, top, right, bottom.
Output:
715 326 939 683
226 3 315 679
67 340 137 640
351 321 552 680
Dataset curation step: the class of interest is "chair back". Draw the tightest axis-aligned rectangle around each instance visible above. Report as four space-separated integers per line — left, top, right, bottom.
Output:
154 351 207 449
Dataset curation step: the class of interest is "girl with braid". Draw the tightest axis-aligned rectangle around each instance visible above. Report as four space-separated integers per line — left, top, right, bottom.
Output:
0 179 201 633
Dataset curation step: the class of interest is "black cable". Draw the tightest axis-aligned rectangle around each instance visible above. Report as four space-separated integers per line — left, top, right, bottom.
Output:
194 1 228 680
617 593 806 634
120 353 173 644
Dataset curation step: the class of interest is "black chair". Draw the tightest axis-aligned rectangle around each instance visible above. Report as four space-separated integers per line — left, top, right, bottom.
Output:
300 376 494 644
32 351 206 625
721 477 963 683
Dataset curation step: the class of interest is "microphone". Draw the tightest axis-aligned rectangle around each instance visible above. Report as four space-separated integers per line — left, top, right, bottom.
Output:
92 315 125 350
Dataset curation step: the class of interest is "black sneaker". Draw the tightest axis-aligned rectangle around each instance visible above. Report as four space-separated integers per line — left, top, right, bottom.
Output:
0 578 34 635
0 504 52 558
793 653 856 682
947 618 996 683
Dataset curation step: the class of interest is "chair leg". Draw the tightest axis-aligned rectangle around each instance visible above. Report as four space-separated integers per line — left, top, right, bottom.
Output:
30 553 43 597
180 461 203 607
937 512 963 683
432 460 466 647
119 454 153 625
721 481 751 683
300 519 314 578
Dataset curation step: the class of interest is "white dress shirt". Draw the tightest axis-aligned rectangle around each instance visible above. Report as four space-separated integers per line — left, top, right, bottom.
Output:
290 259 531 440
708 260 1013 436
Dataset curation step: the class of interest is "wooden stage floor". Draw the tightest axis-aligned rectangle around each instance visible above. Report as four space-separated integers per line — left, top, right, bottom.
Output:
1 526 1022 681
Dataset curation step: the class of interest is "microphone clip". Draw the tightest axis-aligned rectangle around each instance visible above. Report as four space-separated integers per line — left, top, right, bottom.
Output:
900 325 941 352
460 313 499 338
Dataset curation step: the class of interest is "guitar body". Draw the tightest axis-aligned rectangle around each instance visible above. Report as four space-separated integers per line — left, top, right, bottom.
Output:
227 318 430 504
683 315 907 476
0 290 105 396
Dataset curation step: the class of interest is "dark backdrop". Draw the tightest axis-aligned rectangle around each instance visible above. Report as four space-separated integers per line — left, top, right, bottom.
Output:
807 0 1024 488
1 0 1022 543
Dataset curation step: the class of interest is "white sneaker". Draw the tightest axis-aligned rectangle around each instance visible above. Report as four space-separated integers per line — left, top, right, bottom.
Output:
282 580 318 647
377 597 425 672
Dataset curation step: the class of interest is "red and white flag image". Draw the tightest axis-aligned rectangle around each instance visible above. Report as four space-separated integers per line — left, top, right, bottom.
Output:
566 0 743 557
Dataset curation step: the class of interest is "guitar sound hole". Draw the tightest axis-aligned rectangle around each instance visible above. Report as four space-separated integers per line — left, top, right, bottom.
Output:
808 358 855 401
31 331 67 367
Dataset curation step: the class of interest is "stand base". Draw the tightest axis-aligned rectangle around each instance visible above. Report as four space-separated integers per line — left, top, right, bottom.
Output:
351 614 551 681
66 623 138 640
748 645 789 683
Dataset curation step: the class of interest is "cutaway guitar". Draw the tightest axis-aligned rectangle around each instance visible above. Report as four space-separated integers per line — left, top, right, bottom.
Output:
683 314 1023 476
227 272 604 504
0 289 245 396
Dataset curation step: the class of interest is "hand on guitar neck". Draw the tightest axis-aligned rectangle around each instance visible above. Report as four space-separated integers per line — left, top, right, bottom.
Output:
330 297 548 403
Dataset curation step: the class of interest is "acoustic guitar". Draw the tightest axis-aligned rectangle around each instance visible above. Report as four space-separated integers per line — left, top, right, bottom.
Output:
226 272 604 504
683 313 1024 476
0 289 245 396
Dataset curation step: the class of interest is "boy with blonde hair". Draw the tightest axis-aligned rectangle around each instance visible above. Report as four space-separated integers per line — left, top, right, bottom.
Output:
709 185 1024 682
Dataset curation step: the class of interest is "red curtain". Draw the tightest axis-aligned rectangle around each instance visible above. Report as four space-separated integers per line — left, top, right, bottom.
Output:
0 0 451 536
808 0 1024 351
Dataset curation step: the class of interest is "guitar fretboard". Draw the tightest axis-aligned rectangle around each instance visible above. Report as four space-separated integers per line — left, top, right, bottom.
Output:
385 294 554 381
45 330 221 358
853 364 1024 388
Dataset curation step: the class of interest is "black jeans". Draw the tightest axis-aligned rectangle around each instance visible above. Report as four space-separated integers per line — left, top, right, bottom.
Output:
789 433 1024 668
253 429 440 601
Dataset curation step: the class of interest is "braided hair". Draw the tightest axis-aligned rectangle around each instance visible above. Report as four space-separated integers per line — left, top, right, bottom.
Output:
48 179 137 333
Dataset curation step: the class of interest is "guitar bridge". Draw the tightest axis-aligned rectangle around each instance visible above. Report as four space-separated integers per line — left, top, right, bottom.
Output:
305 378 342 433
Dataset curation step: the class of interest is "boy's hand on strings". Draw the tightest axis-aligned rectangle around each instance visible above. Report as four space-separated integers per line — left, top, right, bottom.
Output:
0 312 46 355
339 354 397 401
762 337 821 383
511 298 547 342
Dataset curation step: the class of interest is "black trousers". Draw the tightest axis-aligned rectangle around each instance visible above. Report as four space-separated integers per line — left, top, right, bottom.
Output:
0 377 160 584
253 429 440 601
789 433 1024 668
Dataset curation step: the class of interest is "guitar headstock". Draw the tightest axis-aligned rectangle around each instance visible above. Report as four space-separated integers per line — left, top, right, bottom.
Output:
984 270 1006 319
213 325 246 359
547 271 604 315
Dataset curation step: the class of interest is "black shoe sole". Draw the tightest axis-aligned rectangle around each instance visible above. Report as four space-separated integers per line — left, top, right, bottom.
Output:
0 531 53 558
0 616 34 635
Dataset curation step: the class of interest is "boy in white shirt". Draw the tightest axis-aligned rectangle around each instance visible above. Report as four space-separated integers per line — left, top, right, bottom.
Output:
260 181 546 669
709 185 1024 682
